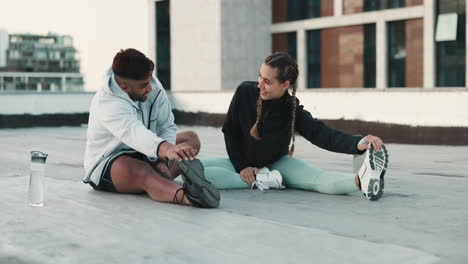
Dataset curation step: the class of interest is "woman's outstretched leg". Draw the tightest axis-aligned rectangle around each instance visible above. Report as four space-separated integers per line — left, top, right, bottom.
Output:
269 155 358 195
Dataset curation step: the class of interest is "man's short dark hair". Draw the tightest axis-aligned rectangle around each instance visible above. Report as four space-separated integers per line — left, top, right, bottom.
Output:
112 48 155 80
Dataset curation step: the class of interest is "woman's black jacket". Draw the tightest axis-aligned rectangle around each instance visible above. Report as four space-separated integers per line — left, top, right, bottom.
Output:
222 81 364 173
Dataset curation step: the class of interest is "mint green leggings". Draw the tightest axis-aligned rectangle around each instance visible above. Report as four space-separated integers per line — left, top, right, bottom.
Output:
200 156 359 195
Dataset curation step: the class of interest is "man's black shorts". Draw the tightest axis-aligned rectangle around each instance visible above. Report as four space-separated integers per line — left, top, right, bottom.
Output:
89 152 146 193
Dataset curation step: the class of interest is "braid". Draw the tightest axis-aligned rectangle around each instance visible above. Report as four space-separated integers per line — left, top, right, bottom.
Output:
254 52 299 151
288 85 297 157
250 95 263 140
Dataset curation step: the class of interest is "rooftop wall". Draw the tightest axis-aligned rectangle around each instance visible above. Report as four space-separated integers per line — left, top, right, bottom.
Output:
1 90 467 127
168 89 468 127
1 90 467 144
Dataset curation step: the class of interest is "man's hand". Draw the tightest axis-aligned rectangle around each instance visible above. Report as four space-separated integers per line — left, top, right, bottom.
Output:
357 135 384 152
240 167 258 186
158 142 197 161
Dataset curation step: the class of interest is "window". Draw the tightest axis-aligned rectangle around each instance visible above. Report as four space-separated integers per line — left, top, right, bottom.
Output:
273 0 321 23
388 20 406 87
364 0 381 11
156 0 171 90
288 32 297 60
288 0 320 21
436 0 466 87
9 50 20 59
363 0 405 11
272 32 297 61
387 0 405 8
38 38 55 45
36 51 47 60
306 30 321 88
10 36 22 43
364 24 376 88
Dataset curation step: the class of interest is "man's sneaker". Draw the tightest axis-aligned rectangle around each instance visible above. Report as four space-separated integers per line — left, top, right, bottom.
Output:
357 145 389 201
252 168 286 191
177 159 220 208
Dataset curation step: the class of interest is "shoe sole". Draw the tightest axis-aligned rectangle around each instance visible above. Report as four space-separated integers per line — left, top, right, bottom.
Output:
178 159 220 208
367 145 389 201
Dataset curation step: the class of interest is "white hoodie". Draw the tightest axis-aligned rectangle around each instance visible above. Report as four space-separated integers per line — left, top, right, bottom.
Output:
83 68 176 185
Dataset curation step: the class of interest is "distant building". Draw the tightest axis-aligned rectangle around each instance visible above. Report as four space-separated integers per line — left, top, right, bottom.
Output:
0 30 84 92
0 30 7 67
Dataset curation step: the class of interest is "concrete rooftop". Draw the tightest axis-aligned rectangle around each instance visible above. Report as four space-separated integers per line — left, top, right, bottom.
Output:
0 126 467 264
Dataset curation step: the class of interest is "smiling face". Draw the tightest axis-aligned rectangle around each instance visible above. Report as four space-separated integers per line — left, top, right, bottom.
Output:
257 63 290 100
116 74 152 102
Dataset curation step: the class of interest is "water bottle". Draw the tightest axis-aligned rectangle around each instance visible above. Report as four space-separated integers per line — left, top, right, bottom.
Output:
29 151 48 207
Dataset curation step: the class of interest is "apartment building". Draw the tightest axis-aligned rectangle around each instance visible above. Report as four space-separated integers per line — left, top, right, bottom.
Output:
0 30 84 92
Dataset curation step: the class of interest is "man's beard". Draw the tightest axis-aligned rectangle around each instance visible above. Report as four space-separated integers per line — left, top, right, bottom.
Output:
130 92 148 102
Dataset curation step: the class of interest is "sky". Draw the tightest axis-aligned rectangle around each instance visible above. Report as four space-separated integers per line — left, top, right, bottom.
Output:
0 0 150 91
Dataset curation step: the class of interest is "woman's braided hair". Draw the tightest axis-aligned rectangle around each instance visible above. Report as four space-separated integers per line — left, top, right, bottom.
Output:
250 53 299 157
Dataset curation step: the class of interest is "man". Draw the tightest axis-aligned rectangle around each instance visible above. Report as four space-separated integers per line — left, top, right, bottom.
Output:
83 48 219 208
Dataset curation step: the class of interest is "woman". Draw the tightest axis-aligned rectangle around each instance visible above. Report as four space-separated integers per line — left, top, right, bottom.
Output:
201 53 389 200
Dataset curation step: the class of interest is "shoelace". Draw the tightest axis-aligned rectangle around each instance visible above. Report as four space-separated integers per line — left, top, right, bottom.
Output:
251 181 265 191
251 178 284 191
173 187 185 204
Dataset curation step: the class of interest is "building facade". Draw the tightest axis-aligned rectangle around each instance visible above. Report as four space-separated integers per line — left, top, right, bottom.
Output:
149 0 467 91
148 0 468 145
148 0 271 91
271 0 466 89
0 30 84 92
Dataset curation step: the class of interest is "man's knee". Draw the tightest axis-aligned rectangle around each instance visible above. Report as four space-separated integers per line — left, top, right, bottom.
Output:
177 130 201 151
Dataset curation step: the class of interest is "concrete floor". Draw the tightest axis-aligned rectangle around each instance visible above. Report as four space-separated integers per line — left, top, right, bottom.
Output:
0 126 467 264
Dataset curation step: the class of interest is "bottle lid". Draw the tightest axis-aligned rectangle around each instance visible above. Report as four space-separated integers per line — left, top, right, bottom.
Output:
31 151 48 162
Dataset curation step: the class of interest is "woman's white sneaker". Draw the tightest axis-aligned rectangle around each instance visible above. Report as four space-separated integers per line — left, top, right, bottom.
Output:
357 145 389 201
252 168 286 191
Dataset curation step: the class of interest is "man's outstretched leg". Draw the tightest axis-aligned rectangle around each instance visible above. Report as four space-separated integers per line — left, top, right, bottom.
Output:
109 131 220 208
110 154 191 205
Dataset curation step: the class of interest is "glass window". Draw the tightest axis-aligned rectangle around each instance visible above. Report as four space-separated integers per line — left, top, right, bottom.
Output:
387 0 405 8
364 0 381 11
36 51 47 59
363 0 405 12
9 50 19 59
272 32 297 61
65 52 75 60
388 20 406 87
306 30 320 88
10 36 22 43
436 0 466 87
435 13 458 42
38 38 55 45
288 0 321 21
156 0 171 90
273 0 321 23
364 24 376 88
288 32 297 60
